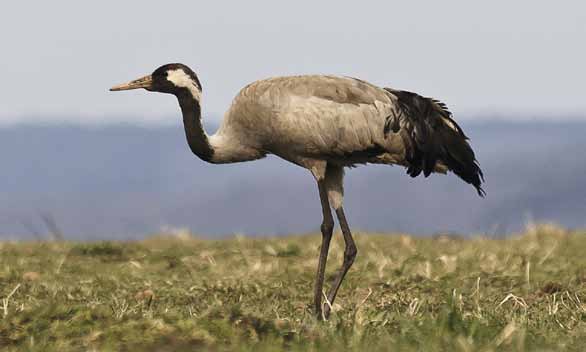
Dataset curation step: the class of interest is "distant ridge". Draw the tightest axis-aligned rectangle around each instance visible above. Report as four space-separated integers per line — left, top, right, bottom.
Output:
1 120 585 240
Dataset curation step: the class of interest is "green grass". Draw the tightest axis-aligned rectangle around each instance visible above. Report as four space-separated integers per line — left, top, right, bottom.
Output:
1 223 586 351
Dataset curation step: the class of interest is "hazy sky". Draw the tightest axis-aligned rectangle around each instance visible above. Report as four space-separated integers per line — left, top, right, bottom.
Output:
1 1 585 125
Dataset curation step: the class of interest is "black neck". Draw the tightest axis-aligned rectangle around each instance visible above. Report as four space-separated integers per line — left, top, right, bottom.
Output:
177 90 214 163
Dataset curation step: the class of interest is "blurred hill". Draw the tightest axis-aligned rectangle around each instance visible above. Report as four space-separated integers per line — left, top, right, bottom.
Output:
1 119 585 240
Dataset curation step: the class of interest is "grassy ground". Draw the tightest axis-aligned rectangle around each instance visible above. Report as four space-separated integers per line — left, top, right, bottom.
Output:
1 224 586 351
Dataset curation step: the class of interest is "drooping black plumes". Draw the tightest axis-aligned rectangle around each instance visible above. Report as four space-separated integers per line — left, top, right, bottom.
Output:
383 88 485 196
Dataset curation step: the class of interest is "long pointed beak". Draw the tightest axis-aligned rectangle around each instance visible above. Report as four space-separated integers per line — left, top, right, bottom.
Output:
109 74 153 91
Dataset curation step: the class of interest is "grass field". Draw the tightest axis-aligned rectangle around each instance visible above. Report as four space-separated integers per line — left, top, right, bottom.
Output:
1 223 586 351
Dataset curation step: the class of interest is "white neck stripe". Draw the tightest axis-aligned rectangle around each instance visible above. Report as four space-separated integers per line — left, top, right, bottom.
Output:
166 69 202 102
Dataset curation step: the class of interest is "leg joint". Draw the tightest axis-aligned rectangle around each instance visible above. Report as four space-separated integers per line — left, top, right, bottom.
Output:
344 243 357 264
320 219 334 236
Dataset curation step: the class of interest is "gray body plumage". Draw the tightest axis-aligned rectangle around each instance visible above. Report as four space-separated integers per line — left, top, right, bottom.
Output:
215 75 405 167
212 74 486 198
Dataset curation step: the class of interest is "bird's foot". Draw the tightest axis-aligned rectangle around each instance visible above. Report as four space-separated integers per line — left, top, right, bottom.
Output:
313 304 324 321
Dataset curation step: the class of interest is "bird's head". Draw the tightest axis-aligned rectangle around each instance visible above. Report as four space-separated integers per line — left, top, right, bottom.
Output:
110 63 202 101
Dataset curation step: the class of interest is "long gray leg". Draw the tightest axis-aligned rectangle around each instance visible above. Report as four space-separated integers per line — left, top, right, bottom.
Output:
313 179 334 319
324 206 357 318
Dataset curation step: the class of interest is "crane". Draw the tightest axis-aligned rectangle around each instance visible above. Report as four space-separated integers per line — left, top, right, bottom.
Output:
110 63 484 319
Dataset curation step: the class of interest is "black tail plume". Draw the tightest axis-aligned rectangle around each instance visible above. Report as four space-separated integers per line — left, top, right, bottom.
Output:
384 88 485 197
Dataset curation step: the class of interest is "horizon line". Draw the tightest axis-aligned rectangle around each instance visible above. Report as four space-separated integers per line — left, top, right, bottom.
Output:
1 112 586 128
